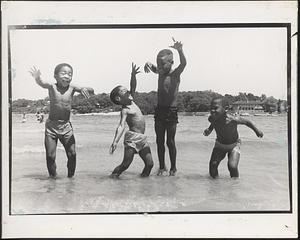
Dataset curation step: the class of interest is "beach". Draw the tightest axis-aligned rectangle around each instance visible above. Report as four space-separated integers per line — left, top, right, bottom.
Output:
11 113 290 214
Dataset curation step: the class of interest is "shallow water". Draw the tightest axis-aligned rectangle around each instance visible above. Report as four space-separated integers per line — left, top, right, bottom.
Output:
11 113 290 214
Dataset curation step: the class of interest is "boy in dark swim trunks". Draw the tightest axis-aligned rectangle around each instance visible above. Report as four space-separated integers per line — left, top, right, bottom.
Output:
29 64 94 178
109 63 154 178
144 38 187 176
203 98 263 178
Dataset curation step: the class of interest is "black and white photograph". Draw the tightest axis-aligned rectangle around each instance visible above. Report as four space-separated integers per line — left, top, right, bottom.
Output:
1 1 298 238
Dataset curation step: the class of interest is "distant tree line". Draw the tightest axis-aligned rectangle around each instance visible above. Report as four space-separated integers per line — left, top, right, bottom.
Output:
12 91 287 115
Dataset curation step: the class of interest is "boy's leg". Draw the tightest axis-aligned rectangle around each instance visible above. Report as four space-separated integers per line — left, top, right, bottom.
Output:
111 147 135 177
44 135 58 177
166 123 177 175
227 150 240 178
139 146 154 177
60 135 76 178
154 121 167 171
209 148 226 178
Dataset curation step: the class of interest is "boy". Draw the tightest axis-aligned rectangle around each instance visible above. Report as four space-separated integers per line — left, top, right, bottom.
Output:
144 37 186 176
109 63 154 178
203 97 263 178
29 64 94 178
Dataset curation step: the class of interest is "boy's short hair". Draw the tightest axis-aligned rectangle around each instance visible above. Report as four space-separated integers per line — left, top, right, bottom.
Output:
54 63 73 75
211 97 228 108
157 49 173 63
110 85 122 104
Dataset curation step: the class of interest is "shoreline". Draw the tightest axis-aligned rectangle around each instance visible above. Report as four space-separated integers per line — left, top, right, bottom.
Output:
12 111 288 117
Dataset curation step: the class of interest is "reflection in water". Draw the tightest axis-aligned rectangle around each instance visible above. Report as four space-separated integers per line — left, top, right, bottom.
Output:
46 178 57 193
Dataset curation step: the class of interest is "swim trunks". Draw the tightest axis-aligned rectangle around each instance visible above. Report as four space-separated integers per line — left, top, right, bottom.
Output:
123 130 149 153
45 119 74 142
154 106 179 125
214 139 241 154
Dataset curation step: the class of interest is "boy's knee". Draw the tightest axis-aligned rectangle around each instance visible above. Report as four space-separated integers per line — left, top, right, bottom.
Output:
209 160 218 168
67 150 76 158
46 153 56 162
147 160 154 169
166 139 175 148
156 137 165 146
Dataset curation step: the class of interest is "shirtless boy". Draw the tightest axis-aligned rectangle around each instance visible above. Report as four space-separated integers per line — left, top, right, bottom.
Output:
109 63 154 177
144 38 187 176
203 98 263 178
29 64 94 178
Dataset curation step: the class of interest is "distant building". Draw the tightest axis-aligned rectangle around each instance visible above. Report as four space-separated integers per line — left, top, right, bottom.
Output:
230 101 264 113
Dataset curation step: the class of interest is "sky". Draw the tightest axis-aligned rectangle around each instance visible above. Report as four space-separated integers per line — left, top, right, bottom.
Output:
10 27 288 100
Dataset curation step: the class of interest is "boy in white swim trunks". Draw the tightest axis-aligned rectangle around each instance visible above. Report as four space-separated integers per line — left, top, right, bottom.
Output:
109 63 154 178
29 64 94 178
203 98 263 178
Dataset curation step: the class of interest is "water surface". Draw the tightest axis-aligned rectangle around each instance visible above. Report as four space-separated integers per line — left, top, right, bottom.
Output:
11 113 290 213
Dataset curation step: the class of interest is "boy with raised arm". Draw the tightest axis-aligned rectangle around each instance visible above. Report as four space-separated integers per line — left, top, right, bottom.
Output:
144 38 187 176
29 64 94 178
203 98 263 178
109 63 154 178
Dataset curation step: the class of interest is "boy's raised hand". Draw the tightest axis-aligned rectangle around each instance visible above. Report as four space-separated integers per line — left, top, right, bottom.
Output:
131 62 140 75
29 66 41 80
81 88 90 99
144 62 152 73
170 37 183 51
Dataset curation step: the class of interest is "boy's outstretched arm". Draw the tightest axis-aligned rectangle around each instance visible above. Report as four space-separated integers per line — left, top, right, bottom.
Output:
73 85 94 99
109 108 128 154
29 66 52 89
170 37 187 74
237 117 263 138
144 62 158 74
130 63 140 97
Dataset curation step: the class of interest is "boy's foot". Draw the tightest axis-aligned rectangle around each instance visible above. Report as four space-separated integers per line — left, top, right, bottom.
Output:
157 168 168 176
169 169 177 176
68 171 75 178
110 173 119 179
49 172 57 178
140 173 150 178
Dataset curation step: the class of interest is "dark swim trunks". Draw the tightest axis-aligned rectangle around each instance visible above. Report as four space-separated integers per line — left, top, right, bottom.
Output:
154 106 179 125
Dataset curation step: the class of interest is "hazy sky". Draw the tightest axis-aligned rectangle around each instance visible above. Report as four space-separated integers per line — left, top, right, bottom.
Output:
10 27 287 100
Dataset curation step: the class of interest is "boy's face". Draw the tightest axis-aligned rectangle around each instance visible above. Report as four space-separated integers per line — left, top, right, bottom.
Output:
55 66 73 88
157 56 173 74
117 86 133 105
210 99 226 120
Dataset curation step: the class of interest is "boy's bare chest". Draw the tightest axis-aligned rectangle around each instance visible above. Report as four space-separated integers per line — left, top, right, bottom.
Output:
214 119 236 131
159 75 171 86
158 75 179 92
127 105 141 116
50 86 73 102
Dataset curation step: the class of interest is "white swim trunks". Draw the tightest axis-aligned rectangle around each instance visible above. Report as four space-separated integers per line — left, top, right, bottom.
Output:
123 130 149 153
